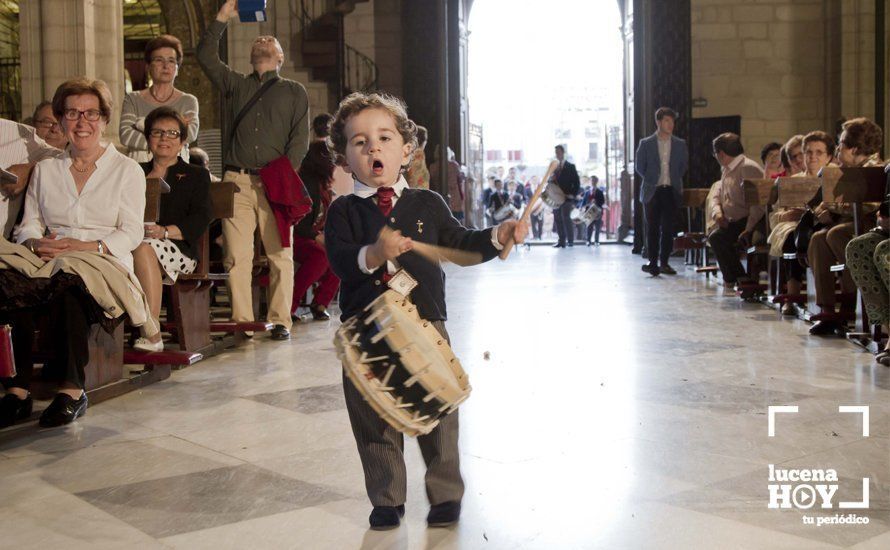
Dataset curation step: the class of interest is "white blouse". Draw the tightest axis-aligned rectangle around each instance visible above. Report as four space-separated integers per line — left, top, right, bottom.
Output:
15 144 146 271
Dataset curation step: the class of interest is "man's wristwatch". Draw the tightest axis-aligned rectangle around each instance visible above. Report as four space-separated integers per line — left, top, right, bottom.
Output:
97 241 105 254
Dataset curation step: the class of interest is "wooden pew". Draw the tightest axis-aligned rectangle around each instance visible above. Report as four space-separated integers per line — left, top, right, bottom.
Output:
820 165 886 346
31 324 192 405
674 188 710 266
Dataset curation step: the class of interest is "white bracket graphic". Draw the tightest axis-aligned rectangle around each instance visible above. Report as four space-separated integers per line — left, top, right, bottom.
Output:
840 477 870 509
838 406 869 437
768 405 799 437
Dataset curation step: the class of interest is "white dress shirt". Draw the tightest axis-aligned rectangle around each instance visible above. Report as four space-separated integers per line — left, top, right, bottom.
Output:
355 175 502 274
15 144 146 271
0 119 63 235
657 135 672 187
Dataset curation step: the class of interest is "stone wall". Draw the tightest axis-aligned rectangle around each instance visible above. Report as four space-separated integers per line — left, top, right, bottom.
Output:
690 0 883 159
19 0 126 142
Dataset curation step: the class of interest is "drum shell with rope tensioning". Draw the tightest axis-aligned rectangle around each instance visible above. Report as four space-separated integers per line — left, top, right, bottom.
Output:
334 290 471 437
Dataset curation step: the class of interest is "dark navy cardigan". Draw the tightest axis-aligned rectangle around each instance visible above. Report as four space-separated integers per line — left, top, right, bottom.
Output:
325 188 499 321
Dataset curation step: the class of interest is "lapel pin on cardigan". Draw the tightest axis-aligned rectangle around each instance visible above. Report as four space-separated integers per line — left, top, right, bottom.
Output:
416 220 424 234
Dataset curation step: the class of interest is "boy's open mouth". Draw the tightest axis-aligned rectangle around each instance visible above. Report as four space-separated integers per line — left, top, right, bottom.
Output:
372 159 384 175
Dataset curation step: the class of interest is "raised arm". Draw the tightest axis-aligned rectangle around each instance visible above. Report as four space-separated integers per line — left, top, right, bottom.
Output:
196 6 238 93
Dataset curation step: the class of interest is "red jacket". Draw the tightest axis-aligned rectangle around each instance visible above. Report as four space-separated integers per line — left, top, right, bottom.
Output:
259 156 312 247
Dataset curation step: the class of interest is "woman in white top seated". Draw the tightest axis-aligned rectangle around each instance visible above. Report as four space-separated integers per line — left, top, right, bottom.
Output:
0 78 145 429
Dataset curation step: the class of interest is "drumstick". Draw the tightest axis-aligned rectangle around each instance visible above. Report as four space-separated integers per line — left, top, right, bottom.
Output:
498 159 559 260
379 226 483 267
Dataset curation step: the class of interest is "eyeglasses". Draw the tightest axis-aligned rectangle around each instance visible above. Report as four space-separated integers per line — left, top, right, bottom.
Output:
150 57 179 67
149 129 182 140
35 118 61 130
63 109 102 122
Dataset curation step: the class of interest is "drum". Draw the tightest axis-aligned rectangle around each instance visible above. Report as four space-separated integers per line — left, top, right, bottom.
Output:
581 204 603 224
541 182 565 208
335 290 471 437
570 207 584 225
492 203 518 222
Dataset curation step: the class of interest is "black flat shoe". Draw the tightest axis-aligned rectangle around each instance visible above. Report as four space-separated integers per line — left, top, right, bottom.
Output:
369 504 405 530
310 305 330 321
642 263 660 276
39 392 87 428
427 500 461 527
270 324 291 340
809 320 840 336
660 264 677 275
552 243 565 248
0 393 33 428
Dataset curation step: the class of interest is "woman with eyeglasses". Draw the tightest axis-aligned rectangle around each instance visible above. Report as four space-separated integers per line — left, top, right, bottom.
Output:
120 35 199 163
132 107 212 352
31 100 68 150
2 78 147 428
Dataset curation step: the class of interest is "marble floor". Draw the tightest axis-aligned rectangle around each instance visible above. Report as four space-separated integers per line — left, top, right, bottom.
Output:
1 245 888 549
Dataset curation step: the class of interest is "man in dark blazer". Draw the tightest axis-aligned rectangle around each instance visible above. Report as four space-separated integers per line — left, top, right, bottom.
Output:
552 144 581 248
634 107 688 275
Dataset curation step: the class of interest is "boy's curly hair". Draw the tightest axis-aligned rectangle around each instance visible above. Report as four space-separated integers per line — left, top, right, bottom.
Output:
328 92 418 167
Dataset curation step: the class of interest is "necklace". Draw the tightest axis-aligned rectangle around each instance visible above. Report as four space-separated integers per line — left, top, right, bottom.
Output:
149 85 175 104
71 162 94 173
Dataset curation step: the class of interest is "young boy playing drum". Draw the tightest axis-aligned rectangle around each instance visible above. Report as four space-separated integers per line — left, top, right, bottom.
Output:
325 92 528 530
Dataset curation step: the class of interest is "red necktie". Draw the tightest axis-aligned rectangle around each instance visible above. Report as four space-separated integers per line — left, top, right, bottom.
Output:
376 187 395 216
375 187 396 283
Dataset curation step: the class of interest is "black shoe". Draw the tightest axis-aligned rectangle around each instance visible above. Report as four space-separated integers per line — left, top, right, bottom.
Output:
552 243 566 248
809 320 840 336
567 242 574 247
427 500 461 527
642 263 660 276
0 393 33 428
660 264 677 275
309 304 330 321
39 392 87 428
270 324 291 340
369 504 405 530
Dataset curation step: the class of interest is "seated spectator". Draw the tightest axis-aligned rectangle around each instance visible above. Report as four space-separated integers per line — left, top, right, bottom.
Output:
31 101 69 150
188 146 221 182
761 142 784 179
120 34 199 162
2 78 146 428
768 133 832 315
290 113 340 322
707 132 765 287
809 118 884 336
405 124 430 189
0 118 62 239
846 189 889 365
133 107 212 351
779 134 806 177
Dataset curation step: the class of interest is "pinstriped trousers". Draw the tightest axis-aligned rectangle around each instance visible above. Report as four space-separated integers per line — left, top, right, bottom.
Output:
342 320 465 507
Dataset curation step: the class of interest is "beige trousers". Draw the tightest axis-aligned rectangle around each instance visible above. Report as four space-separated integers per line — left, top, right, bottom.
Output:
222 171 293 327
808 221 855 308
